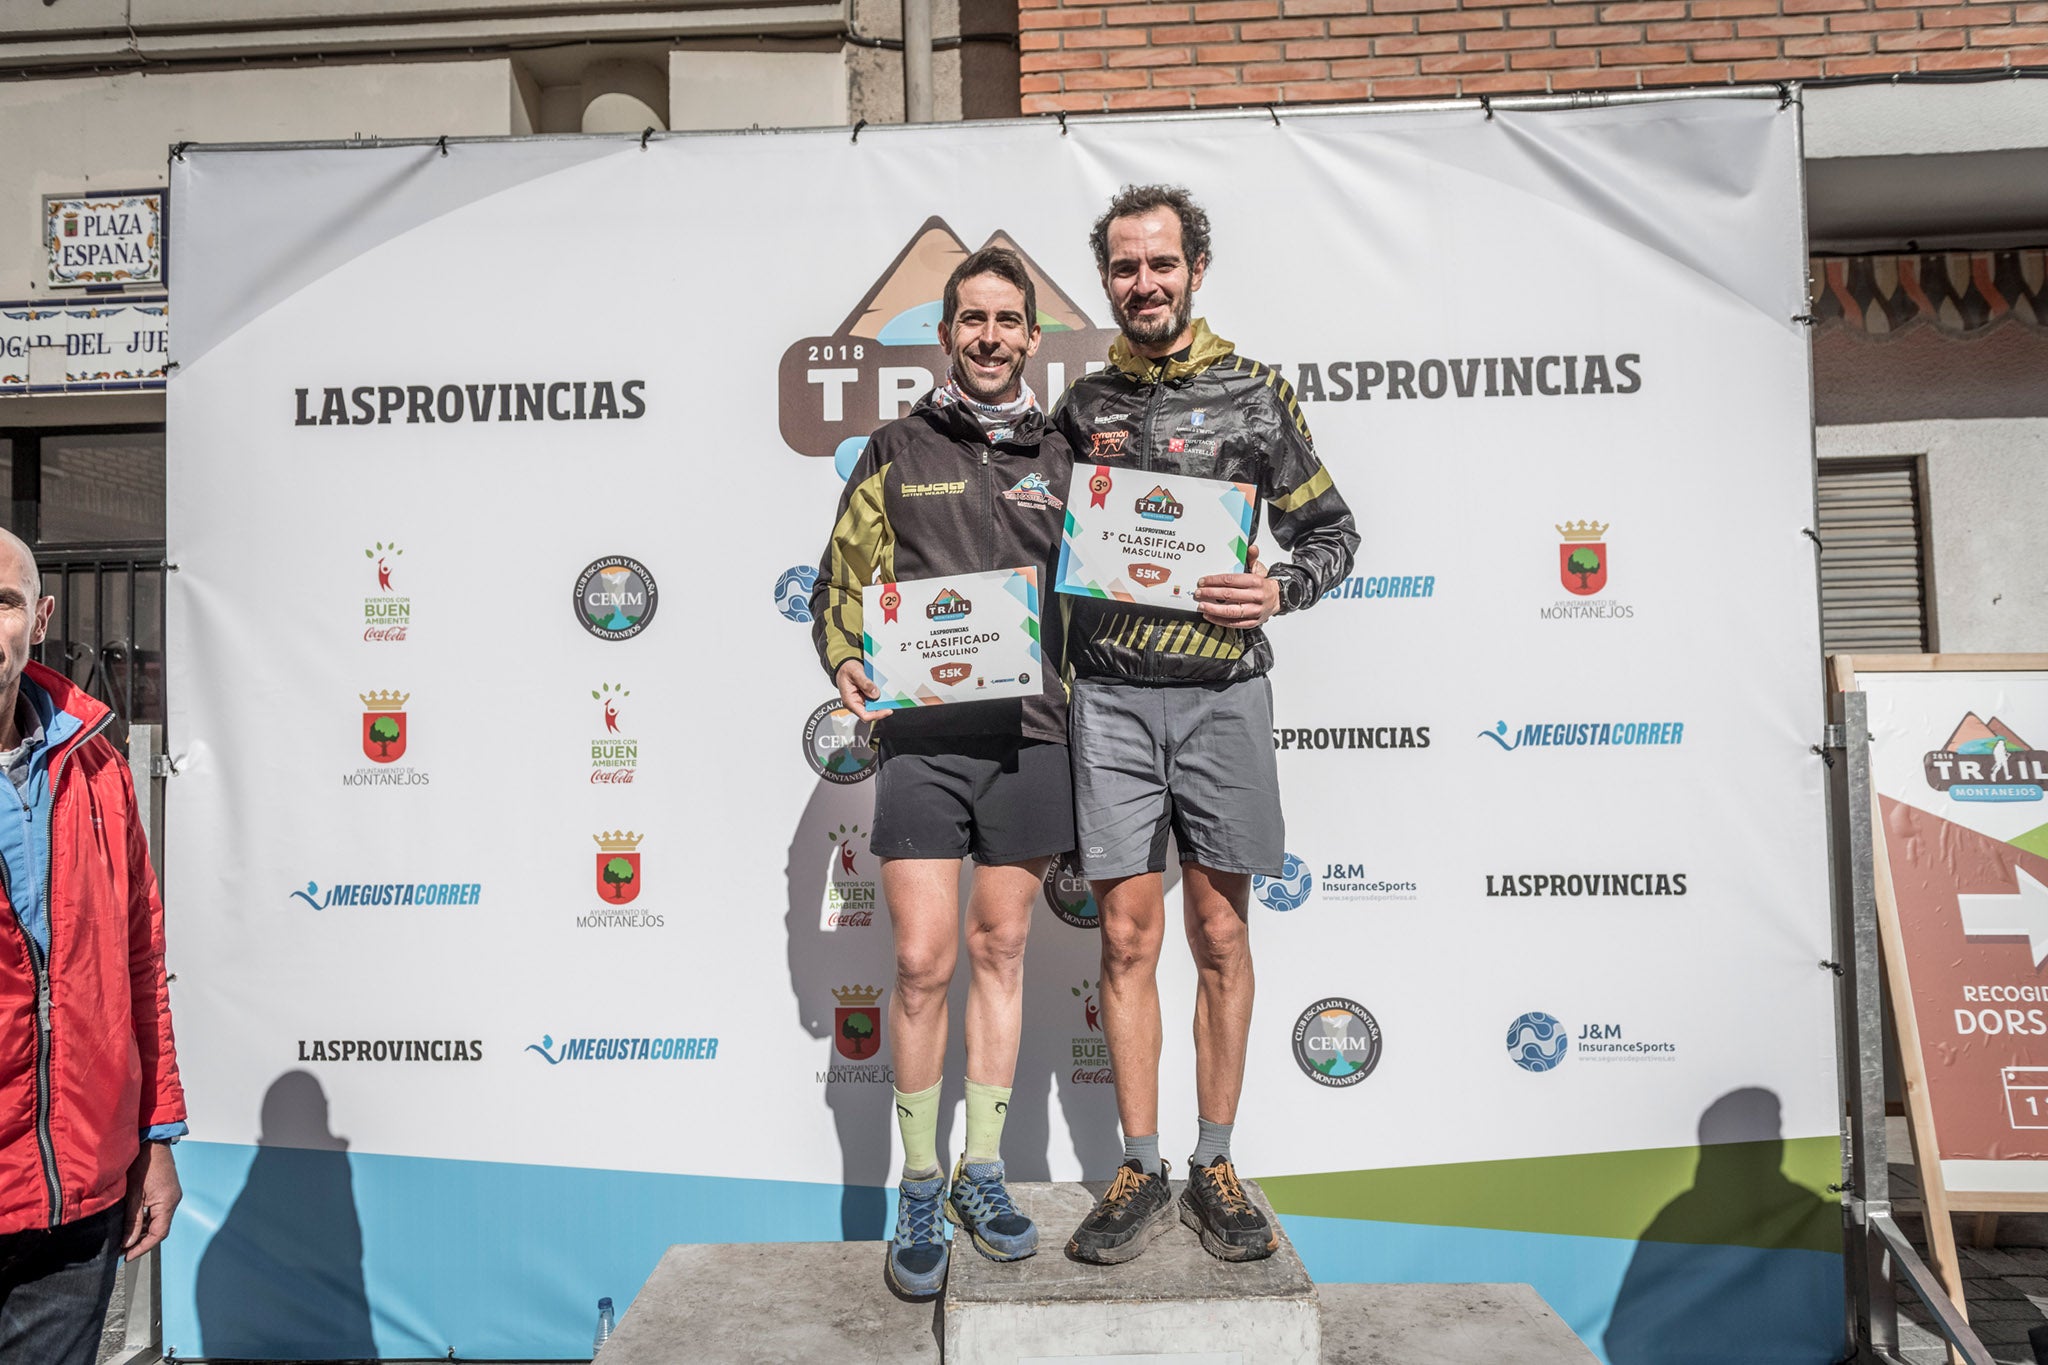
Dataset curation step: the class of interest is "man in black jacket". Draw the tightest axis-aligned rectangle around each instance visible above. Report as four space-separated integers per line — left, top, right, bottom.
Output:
810 247 1073 1297
1058 186 1358 1266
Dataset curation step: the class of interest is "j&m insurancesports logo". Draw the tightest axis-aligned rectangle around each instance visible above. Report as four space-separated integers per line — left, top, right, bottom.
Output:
1508 1012 1676 1070
1043 852 1099 928
574 555 658 641
1254 855 1315 912
1477 719 1684 751
298 1037 483 1062
363 541 409 642
525 1033 717 1065
1506 1012 1569 1072
1291 998 1381 1088
287 879 482 910
803 698 880 784
777 217 1118 471
776 565 817 623
346 690 428 787
1926 713 2048 803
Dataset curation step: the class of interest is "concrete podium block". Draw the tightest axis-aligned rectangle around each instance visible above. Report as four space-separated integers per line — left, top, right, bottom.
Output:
943 1179 1320 1365
597 1241 940 1364
1319 1283 1597 1365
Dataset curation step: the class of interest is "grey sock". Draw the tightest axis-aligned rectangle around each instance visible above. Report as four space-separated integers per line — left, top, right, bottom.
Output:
1192 1118 1232 1168
1122 1132 1163 1177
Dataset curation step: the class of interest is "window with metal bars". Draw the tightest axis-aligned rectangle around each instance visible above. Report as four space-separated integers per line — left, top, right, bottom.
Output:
1816 456 1932 655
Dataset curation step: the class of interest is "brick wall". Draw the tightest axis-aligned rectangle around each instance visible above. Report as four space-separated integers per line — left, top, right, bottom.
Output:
1019 0 2048 112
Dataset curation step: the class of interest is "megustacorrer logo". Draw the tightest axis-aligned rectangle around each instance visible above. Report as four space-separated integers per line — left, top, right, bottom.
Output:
594 830 643 904
778 217 1118 472
360 690 409 763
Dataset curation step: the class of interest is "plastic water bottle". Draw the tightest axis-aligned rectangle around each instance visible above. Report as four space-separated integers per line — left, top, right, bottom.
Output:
592 1296 616 1356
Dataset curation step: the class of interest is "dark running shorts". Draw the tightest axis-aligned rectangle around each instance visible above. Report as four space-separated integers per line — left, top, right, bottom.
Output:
870 737 1076 866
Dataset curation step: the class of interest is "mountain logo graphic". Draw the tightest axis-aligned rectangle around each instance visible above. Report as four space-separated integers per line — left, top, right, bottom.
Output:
777 217 1119 472
1925 712 2046 800
926 588 972 622
1135 486 1184 524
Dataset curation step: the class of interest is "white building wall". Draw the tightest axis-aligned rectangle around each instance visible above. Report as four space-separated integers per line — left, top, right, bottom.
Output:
1819 421 2048 654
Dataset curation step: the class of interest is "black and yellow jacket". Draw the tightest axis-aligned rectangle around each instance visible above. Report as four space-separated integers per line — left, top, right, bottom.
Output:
1052 319 1359 685
810 392 1075 745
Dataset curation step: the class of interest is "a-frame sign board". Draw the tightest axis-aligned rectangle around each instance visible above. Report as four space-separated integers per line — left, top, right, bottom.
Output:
1834 653 2048 1329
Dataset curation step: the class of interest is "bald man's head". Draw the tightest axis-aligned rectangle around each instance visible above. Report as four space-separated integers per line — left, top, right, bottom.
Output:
0 528 40 602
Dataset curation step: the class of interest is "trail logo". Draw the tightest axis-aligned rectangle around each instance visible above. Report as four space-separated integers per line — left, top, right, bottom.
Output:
360 691 408 763
1926 713 2048 802
1558 520 1608 596
590 682 637 783
824 823 878 928
1070 978 1112 1084
363 541 410 642
833 985 884 1061
926 588 972 623
1003 472 1064 510
1043 851 1099 928
777 217 1118 466
593 830 643 905
1507 1012 1569 1072
574 555 658 641
803 698 880 784
1254 854 1314 912
1136 486 1184 524
1291 998 1381 1088
776 565 817 623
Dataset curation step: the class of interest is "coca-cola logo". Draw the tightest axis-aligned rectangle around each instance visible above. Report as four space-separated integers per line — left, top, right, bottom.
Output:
1070 1066 1114 1085
1128 563 1171 588
828 909 874 927
931 662 972 686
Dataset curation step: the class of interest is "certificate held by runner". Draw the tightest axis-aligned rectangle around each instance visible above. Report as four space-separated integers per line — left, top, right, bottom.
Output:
862 567 1043 709
1055 465 1257 613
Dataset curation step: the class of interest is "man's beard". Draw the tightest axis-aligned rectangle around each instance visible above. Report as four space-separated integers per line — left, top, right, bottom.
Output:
1115 287 1193 350
952 350 1026 405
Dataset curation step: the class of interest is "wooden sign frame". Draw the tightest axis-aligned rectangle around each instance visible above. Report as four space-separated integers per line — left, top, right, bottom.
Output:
1833 652 2048 1323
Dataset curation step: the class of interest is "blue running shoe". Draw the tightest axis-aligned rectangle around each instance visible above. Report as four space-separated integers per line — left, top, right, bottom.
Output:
946 1157 1039 1261
887 1171 950 1298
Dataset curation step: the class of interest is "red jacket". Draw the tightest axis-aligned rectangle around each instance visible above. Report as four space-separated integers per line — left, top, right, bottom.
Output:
0 662 185 1234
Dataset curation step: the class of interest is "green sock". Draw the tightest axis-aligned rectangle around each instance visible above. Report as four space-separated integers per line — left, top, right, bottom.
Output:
964 1079 1012 1165
895 1080 942 1180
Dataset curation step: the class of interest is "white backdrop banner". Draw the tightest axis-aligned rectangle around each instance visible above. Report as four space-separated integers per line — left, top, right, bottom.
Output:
163 96 1839 1363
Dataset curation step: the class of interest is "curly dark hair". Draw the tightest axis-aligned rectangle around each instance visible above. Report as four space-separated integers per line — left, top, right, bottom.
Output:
1089 184 1213 275
942 246 1037 329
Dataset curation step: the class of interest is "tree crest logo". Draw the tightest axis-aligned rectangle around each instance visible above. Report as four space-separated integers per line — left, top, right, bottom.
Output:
593 830 643 905
832 984 884 1060
777 217 1117 474
359 690 409 763
1557 520 1609 597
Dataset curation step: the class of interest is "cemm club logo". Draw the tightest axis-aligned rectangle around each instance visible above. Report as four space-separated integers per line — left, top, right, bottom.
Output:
1291 998 1381 1087
574 555 658 641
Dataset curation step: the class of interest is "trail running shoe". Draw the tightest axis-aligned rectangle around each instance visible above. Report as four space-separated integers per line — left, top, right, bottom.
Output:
1180 1156 1277 1262
946 1157 1039 1261
886 1170 950 1298
1065 1158 1174 1265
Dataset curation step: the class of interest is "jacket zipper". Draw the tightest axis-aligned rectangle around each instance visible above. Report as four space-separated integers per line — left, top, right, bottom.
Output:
4 709 115 1226
981 446 995 573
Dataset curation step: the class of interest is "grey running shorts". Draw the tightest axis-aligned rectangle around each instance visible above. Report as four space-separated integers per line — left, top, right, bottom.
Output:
1068 675 1284 879
870 737 1076 866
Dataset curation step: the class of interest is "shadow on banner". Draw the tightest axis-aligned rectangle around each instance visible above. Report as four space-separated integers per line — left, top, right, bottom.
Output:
195 1070 375 1359
1604 1088 1835 1365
